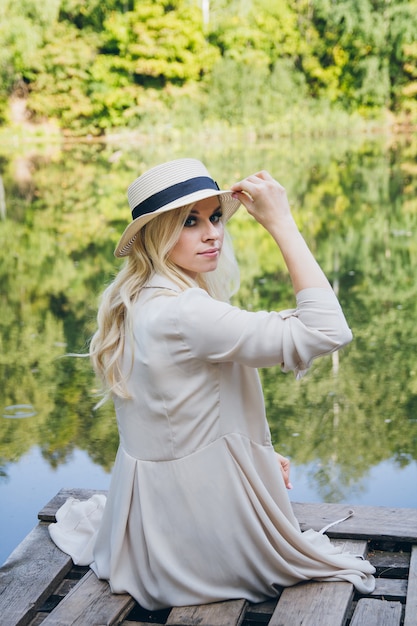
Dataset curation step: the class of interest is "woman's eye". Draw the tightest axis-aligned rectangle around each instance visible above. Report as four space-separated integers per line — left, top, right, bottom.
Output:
184 216 197 227
211 212 223 223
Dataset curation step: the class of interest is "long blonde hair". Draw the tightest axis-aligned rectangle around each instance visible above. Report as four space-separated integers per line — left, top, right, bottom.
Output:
90 204 239 403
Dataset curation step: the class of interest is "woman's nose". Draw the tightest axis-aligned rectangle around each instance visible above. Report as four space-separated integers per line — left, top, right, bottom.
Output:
202 220 219 240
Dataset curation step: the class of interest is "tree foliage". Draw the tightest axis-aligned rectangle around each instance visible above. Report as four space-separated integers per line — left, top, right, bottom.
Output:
0 0 416 132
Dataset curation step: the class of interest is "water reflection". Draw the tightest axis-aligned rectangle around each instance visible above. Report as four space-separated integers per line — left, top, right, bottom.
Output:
0 133 416 561
2 404 37 419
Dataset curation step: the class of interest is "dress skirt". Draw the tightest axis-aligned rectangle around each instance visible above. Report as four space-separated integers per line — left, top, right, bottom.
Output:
49 432 375 610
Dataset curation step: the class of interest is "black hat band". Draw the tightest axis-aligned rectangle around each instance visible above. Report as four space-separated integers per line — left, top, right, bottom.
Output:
131 176 220 220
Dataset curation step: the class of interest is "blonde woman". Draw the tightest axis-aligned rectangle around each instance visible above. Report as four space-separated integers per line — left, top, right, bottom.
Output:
49 158 375 610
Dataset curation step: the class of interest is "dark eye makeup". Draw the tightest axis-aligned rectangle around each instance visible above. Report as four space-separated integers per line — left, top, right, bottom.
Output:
184 207 223 227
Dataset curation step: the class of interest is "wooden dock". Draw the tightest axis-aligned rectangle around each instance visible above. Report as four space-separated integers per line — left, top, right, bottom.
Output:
1 488 416 626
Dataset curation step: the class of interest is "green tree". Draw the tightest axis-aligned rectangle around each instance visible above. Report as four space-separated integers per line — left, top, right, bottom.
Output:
0 0 61 120
308 0 417 112
58 0 134 30
25 0 219 133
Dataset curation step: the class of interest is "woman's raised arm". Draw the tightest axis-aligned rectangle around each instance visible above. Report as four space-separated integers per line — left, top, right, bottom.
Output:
231 171 332 294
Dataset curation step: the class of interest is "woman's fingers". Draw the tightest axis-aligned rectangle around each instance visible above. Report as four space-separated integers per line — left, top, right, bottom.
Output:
276 452 293 490
231 170 276 198
231 171 291 229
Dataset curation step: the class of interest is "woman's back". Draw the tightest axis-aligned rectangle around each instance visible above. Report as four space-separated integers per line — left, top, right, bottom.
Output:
115 273 269 461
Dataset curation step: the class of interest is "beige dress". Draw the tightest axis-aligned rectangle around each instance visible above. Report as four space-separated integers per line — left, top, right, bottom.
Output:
49 273 375 610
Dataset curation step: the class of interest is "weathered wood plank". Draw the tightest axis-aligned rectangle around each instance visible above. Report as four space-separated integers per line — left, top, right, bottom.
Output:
350 598 402 626
244 599 278 623
54 577 83 598
404 544 417 626
39 569 135 626
370 577 408 600
28 615 50 626
0 522 72 626
292 502 417 542
30 491 416 626
268 539 367 626
269 580 353 626
122 623 164 625
166 599 247 626
39 490 417 543
121 620 169 626
369 550 410 577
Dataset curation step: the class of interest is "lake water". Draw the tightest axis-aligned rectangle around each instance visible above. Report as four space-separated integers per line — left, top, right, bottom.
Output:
1 130 416 565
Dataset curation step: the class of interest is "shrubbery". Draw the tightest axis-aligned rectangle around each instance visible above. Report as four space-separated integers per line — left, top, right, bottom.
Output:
1 0 416 135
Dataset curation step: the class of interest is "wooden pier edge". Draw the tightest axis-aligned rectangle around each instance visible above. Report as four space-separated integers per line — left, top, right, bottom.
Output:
0 488 415 626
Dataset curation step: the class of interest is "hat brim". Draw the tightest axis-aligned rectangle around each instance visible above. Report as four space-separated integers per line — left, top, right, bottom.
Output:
114 188 240 257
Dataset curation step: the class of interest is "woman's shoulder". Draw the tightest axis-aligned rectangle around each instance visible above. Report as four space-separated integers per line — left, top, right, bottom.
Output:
142 272 184 294
136 274 218 319
142 273 218 303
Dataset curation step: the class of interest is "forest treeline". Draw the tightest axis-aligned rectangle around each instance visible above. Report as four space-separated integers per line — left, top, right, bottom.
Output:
1 0 417 136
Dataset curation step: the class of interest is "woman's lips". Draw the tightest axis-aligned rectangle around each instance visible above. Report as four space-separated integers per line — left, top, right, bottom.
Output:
198 248 220 257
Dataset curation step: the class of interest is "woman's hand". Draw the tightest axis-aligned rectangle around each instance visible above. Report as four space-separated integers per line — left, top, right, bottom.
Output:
231 170 293 233
276 452 293 490
231 170 332 293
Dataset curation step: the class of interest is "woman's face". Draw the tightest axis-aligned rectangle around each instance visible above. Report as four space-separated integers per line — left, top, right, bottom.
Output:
168 196 224 278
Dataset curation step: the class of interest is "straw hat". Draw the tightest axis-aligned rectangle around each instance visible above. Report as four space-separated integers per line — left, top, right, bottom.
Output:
114 158 241 257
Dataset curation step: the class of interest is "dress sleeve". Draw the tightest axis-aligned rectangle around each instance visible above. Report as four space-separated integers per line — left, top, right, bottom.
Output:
173 287 352 376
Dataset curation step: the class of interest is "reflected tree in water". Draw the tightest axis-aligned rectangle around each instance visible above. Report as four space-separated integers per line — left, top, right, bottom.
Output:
0 135 416 503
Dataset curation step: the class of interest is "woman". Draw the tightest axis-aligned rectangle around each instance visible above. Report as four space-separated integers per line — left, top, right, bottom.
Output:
49 158 375 610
